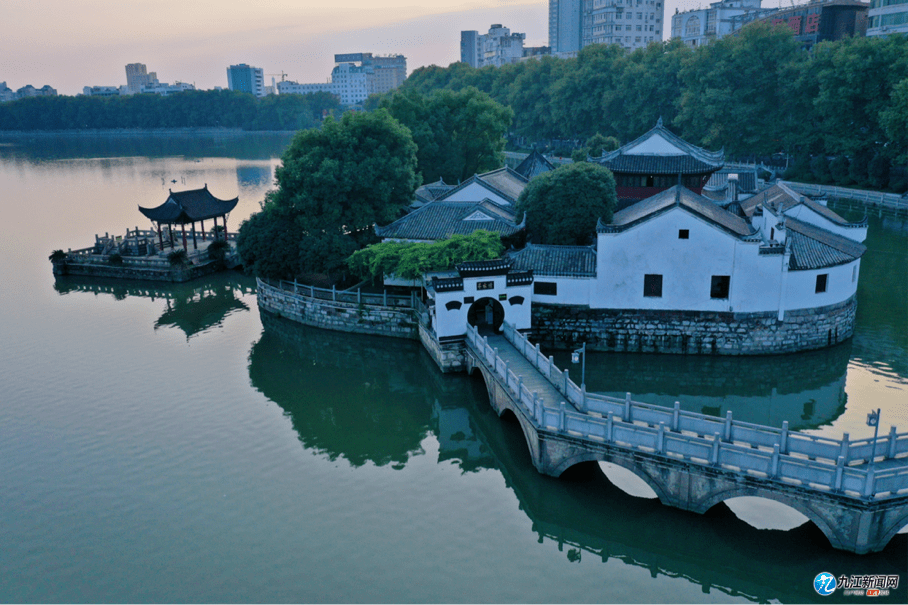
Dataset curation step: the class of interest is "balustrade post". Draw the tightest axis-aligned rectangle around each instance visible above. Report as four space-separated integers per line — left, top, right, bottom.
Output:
383 290 387 307
504 360 510 384
548 356 555 379
780 421 789 454
535 343 541 367
863 466 876 498
332 285 336 302
657 422 665 454
770 444 780 478
840 433 850 464
357 288 361 304
672 401 680 432
564 368 569 395
559 402 566 432
724 411 733 442
293 280 299 295
581 384 586 413
624 393 632 423
834 456 845 491
606 412 614 442
887 426 897 459
518 376 523 399
711 433 721 466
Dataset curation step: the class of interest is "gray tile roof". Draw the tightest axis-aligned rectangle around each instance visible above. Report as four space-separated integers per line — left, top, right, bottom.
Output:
741 182 853 227
139 185 238 223
415 178 456 205
784 217 866 271
375 200 521 241
439 167 528 205
596 119 724 175
508 244 597 277
514 150 555 179
600 186 755 237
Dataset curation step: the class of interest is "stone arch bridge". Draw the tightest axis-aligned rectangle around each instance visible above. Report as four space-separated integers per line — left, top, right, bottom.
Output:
464 323 908 555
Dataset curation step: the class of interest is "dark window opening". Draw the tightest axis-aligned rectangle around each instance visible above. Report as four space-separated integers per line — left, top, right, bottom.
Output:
643 274 662 297
508 296 525 306
463 296 474 304
816 274 828 293
710 275 730 299
678 229 689 239
477 280 494 290
445 300 462 311
534 282 557 295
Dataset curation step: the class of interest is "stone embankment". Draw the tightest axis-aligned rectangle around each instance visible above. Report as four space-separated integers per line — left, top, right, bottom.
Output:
531 297 857 355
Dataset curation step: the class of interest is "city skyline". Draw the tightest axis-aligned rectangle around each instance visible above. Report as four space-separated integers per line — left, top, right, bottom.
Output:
5 0 807 96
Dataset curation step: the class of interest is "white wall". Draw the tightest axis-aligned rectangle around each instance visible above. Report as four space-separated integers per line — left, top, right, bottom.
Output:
432 277 532 338
782 260 859 313
594 207 784 313
530 276 591 306
783 205 868 243
442 182 512 206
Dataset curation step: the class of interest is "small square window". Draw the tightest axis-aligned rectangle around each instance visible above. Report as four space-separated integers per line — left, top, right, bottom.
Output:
678 229 689 239
644 274 662 297
710 275 730 299
816 274 828 293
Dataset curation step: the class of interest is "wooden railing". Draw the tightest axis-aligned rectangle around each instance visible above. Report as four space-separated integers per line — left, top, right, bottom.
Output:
465 322 908 500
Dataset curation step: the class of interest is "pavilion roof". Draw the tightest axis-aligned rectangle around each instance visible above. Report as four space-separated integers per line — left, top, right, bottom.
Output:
375 200 522 241
139 185 239 224
514 150 555 180
596 119 724 175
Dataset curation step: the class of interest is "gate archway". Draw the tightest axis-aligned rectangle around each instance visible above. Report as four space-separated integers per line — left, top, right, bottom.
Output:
467 297 505 333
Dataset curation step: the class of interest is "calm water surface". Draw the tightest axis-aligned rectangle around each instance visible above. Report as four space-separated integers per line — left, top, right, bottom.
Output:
0 133 905 603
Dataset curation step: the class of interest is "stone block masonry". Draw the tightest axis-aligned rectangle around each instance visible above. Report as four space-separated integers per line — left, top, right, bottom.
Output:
257 279 418 340
419 323 467 373
531 297 857 355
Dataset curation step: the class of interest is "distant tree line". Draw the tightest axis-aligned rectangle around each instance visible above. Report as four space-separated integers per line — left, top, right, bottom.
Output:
390 24 908 192
0 89 341 131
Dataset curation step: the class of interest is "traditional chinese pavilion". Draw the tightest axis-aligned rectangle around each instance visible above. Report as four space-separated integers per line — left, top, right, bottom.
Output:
595 119 724 208
139 185 238 250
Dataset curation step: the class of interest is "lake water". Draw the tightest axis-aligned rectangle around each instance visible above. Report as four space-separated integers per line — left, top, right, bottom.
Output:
1 133 905 603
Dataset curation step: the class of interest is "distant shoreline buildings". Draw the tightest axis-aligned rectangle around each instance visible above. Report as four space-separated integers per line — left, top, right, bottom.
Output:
277 53 407 107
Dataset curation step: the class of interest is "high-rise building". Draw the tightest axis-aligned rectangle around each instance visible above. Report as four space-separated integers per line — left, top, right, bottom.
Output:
460 25 527 68
867 0 908 36
551 0 665 53
671 0 765 47
226 64 265 97
125 63 158 94
728 0 869 49
550 0 584 52
334 53 407 95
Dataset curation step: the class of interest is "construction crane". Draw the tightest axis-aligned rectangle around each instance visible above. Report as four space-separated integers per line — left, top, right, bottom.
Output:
266 71 288 82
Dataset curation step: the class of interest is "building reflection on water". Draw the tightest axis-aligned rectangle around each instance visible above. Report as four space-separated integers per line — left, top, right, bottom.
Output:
250 312 906 604
53 272 254 340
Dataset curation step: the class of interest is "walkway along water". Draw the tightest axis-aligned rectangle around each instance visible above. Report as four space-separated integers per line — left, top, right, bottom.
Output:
255 277 908 554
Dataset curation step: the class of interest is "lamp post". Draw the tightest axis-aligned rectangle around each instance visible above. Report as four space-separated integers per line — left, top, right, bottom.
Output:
867 408 881 469
572 342 586 389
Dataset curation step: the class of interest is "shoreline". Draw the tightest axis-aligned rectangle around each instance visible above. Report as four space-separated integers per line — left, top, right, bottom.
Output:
0 128 297 137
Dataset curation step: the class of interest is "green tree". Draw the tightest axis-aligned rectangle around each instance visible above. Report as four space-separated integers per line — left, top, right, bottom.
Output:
515 162 617 246
585 133 620 158
380 87 513 183
237 109 419 278
868 154 891 190
348 230 505 282
829 156 852 185
880 78 908 165
810 155 832 184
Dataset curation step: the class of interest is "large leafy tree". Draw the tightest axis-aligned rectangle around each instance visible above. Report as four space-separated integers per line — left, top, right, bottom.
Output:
237 109 419 279
379 87 513 183
515 162 617 246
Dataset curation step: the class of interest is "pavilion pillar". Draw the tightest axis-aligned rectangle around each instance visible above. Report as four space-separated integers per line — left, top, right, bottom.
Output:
201 220 206 241
181 223 188 250
191 223 197 250
157 224 163 250
222 214 228 240
169 223 175 247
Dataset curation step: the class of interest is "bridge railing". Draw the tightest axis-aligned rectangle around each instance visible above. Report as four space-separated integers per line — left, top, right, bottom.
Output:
783 181 907 211
465 323 908 500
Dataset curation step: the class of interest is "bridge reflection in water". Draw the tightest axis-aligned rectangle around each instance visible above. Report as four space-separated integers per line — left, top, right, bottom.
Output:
250 312 907 604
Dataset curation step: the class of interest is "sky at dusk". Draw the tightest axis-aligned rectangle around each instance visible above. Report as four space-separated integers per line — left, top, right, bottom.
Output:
4 0 793 96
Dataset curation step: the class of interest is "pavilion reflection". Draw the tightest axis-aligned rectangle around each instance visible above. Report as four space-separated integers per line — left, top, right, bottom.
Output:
250 311 905 603
53 272 253 339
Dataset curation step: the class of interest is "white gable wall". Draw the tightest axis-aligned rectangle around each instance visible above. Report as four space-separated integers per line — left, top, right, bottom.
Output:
783 260 859 314
783 205 868 243
442 182 512 206
594 207 784 313
623 133 687 156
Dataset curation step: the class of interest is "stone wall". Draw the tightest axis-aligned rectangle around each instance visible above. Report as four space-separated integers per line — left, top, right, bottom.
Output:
419 323 467 373
257 279 418 339
531 297 857 355
53 259 227 282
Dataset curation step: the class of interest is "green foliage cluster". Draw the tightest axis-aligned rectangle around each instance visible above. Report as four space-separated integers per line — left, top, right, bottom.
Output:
0 89 341 131
207 239 230 263
515 162 618 246
348 230 505 281
237 110 420 279
167 250 188 266
376 87 513 183
397 25 907 190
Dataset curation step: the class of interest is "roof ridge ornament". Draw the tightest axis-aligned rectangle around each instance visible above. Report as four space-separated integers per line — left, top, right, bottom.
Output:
657 116 664 128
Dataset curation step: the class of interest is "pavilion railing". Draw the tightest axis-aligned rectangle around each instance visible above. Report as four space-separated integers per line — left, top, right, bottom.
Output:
465 322 908 501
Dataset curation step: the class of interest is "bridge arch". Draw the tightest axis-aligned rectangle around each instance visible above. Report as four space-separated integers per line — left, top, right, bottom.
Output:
699 488 839 549
547 452 672 505
878 510 908 549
